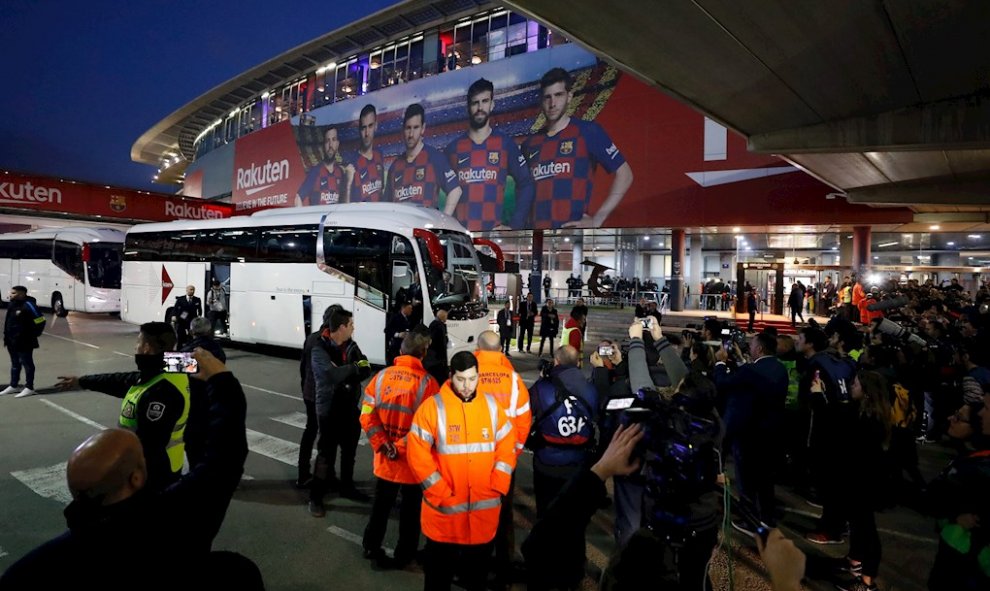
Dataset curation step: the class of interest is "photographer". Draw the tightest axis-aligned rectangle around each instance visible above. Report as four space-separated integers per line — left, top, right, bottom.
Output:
522 424 807 591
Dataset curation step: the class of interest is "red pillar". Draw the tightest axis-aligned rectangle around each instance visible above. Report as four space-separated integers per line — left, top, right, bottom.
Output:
852 226 872 275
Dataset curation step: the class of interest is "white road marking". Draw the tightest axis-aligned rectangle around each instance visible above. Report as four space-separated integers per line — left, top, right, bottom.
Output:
782 507 936 544
0 547 7 559
243 383 302 401
246 428 300 466
271 412 308 430
40 399 108 430
112 350 132 357
42 333 100 349
11 462 72 505
270 411 368 446
327 525 393 554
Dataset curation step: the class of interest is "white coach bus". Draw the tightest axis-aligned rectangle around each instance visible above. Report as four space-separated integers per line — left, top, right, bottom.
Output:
121 203 496 364
0 227 125 315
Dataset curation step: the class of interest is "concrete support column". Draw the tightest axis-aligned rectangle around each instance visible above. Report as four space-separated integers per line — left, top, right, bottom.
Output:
530 230 544 304
688 235 704 306
571 239 583 273
670 229 686 311
852 226 872 276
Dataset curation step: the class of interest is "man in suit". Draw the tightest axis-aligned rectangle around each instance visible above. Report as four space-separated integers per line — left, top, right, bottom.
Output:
172 285 203 348
384 303 413 366
712 332 789 529
497 300 514 356
425 308 449 385
517 293 538 353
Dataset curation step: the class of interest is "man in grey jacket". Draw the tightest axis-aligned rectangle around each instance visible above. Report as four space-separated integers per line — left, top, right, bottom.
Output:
309 309 372 516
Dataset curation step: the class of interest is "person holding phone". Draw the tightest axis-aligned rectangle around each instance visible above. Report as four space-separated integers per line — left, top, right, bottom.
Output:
54 322 191 492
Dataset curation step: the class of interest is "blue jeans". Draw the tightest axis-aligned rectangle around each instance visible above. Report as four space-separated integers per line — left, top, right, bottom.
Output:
8 348 35 389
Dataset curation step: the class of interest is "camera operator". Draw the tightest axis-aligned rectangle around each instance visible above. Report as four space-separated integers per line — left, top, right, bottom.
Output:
713 332 789 530
615 318 723 590
522 423 807 591
526 345 600 589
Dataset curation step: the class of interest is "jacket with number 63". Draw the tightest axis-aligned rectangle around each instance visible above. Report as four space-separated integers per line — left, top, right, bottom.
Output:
360 355 440 484
407 383 517 544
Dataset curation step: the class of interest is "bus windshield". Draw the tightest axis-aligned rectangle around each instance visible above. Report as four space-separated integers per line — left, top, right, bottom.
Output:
421 230 487 320
87 243 122 289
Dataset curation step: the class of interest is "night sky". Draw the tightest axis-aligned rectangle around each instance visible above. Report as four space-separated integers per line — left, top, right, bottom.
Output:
0 0 396 193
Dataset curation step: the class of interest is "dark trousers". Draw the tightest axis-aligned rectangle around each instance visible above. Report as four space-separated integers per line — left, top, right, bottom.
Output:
494 473 517 575
812 439 847 537
500 329 512 354
184 381 209 467
362 477 422 561
517 322 534 351
298 399 318 480
534 466 581 518
538 335 556 357
790 306 804 325
733 441 777 526
8 348 35 389
310 404 361 502
847 503 881 578
747 310 756 332
208 310 227 334
423 539 493 591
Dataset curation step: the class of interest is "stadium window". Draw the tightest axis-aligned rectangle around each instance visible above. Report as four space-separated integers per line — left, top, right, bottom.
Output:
408 38 424 80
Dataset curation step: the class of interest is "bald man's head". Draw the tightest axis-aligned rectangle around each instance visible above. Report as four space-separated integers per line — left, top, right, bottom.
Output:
554 345 579 367
478 330 502 351
66 429 147 506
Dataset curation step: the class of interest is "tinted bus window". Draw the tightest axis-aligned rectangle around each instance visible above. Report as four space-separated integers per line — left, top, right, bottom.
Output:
258 225 318 263
88 243 122 288
53 241 84 281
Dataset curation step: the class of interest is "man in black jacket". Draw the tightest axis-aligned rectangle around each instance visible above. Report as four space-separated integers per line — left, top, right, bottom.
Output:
171 284 203 347
2 285 44 398
0 349 259 590
497 300 514 355
424 307 449 385
713 332 789 528
297 305 341 488
384 302 413 365
55 322 190 492
180 317 227 468
538 299 559 357
517 293 538 353
309 309 373 516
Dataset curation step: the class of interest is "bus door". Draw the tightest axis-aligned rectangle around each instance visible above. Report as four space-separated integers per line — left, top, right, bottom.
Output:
186 262 207 313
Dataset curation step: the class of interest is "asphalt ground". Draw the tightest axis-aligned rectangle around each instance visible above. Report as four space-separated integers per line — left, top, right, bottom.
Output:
0 310 947 590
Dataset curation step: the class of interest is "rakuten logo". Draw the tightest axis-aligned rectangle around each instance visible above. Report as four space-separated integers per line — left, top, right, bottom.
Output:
236 159 290 195
0 181 63 205
531 161 571 181
361 179 382 196
459 169 498 183
165 201 225 220
394 185 423 201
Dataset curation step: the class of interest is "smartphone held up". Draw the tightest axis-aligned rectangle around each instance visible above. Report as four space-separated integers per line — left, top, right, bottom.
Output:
163 351 198 374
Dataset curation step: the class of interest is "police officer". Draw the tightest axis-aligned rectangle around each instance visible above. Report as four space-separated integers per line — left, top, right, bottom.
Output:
55 322 190 492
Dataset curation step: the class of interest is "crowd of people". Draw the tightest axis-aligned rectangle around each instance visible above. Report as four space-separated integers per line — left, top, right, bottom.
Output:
4 273 987 591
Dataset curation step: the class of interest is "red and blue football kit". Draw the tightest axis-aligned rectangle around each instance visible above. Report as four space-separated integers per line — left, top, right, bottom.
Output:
347 149 386 202
444 130 535 231
522 119 626 229
296 162 345 205
384 145 459 209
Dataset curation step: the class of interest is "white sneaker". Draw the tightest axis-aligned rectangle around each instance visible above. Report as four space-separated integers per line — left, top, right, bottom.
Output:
14 387 37 398
0 385 19 396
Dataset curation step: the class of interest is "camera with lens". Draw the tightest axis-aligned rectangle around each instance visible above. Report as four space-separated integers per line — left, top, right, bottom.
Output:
538 357 554 379
874 317 928 348
608 387 720 533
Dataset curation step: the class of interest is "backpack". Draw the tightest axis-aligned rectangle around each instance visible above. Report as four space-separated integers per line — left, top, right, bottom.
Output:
24 301 46 336
890 382 916 428
527 376 599 452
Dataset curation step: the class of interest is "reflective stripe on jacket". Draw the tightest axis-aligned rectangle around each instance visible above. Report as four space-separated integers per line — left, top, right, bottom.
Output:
119 373 190 474
407 384 517 545
474 350 531 455
360 356 439 484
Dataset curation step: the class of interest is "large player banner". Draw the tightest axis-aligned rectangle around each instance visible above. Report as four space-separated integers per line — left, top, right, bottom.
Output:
231 44 911 229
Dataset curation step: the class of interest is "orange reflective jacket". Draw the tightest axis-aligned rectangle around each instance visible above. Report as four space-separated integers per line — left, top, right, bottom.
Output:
474 350 532 455
360 356 439 484
407 384 517 545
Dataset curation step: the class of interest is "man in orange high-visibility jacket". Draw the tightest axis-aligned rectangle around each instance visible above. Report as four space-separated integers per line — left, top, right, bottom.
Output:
408 351 517 591
360 329 440 569
851 275 866 324
474 331 530 585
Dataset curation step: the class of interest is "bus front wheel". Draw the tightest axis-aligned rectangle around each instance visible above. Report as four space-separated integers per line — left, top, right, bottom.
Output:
52 293 68 317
